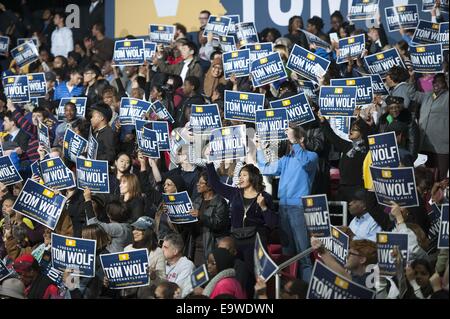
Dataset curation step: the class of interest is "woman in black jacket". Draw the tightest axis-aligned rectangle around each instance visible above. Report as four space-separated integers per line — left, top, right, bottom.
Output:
118 174 145 224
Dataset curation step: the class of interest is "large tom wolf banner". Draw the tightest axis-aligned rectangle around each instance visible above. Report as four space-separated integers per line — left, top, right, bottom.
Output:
107 0 429 44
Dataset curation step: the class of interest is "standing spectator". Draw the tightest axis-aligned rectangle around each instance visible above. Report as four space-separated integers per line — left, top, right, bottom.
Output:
175 76 205 128
51 11 74 58
53 102 77 147
2 111 30 157
88 23 114 67
90 103 116 164
284 16 308 49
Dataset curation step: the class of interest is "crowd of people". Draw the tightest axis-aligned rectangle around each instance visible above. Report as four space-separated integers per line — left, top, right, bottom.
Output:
0 0 448 300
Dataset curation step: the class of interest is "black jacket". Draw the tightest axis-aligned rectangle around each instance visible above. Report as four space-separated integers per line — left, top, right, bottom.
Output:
6 128 30 154
175 94 206 128
93 126 117 165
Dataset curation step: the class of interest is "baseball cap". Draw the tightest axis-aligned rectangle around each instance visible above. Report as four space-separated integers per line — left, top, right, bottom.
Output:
131 216 155 231
13 254 38 273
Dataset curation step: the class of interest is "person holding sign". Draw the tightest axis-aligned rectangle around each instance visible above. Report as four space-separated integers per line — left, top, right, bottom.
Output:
54 102 77 147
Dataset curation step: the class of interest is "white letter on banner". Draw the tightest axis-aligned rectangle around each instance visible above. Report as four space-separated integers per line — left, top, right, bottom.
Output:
243 0 256 23
65 4 80 29
268 0 304 26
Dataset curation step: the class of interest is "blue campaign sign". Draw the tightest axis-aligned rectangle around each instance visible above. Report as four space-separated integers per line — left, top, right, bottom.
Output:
151 100 175 124
423 0 449 12
0 36 9 56
250 52 287 88
76 158 110 194
40 157 76 190
63 129 88 162
162 191 197 224
209 125 247 161
87 130 98 160
0 155 23 186
302 194 332 238
10 40 39 69
12 179 66 230
254 233 279 282
112 39 145 66
191 264 209 289
330 117 351 138
438 204 449 249
307 261 375 299
410 44 443 73
31 160 42 179
336 34 366 64
331 76 373 106
255 108 288 141
321 226 350 266
368 132 400 168
148 121 170 151
138 128 160 158
428 204 442 245
119 98 152 125
319 86 357 117
58 97 87 122
203 16 232 38
17 38 39 47
224 90 264 123
370 166 419 208
149 24 175 45
377 232 409 277
348 0 379 21
2 75 30 103
190 104 222 134
270 93 315 125
287 44 331 83
219 36 237 52
440 22 449 51
364 48 405 78
385 5 419 32
0 259 11 281
236 22 259 46
303 30 331 50
51 233 97 277
100 249 150 289
222 49 251 80
224 15 240 35
370 74 389 96
144 42 157 62
38 121 51 152
27 73 47 98
297 80 318 99
246 42 274 63
412 20 443 45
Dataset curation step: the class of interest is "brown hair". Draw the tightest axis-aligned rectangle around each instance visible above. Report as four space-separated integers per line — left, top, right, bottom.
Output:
350 240 377 265
120 174 141 200
218 161 237 178
82 224 111 251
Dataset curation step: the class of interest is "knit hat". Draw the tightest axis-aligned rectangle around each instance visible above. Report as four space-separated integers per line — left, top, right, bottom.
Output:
91 103 113 123
212 248 235 273
13 254 39 273
0 278 26 299
164 175 187 193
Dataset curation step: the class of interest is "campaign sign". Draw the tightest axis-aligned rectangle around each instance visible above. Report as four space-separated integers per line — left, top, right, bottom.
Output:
319 86 357 117
224 15 240 35
162 191 197 224
297 80 318 99
331 77 373 106
144 42 157 62
63 129 88 163
76 159 109 193
190 104 222 134
191 264 209 289
38 121 51 152
422 0 449 12
236 22 259 46
438 204 449 249
0 144 3 157
119 98 152 126
222 49 251 80
246 42 274 63
13 179 66 230
10 40 39 68
58 98 87 122
224 90 264 123
40 157 76 190
370 166 419 208
322 226 350 266
270 93 315 125
440 23 449 51
147 121 170 151
51 233 96 277
27 73 47 98
0 260 11 281
138 128 159 158
368 132 400 168
209 125 247 161
0 156 22 186
149 24 175 45
0 36 9 56
203 16 231 38
100 249 150 289
377 232 409 277
385 5 419 32
307 261 375 299
412 20 443 45
151 100 174 124
302 195 332 238
336 34 366 64
254 233 279 282
330 117 351 137
256 108 288 141
112 39 145 66
348 0 379 21
3 75 30 103
287 44 331 83
219 36 237 52
364 48 405 78
31 160 42 179
428 204 442 244
303 30 330 49
87 131 98 160
410 44 443 73
17 38 39 47
251 52 287 88
370 74 389 96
